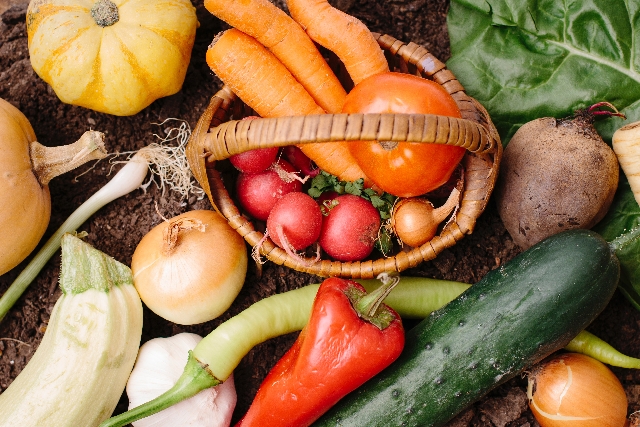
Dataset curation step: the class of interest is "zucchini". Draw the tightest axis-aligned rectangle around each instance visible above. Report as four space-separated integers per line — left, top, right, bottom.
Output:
313 229 620 427
0 234 143 427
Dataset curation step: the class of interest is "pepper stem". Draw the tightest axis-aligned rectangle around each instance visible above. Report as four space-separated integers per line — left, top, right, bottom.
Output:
353 272 400 330
99 351 221 427
30 130 107 186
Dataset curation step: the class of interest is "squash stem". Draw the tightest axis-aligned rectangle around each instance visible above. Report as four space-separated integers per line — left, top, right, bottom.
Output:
30 130 107 186
99 351 221 427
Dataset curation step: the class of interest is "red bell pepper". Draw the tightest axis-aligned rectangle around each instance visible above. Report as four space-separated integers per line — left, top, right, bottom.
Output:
235 275 405 427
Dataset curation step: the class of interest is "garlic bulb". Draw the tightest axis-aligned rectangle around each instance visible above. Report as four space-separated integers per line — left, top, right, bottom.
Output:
126 332 237 427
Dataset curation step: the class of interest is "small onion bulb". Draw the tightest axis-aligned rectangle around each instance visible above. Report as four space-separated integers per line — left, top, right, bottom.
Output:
391 188 460 247
131 209 247 325
127 333 237 427
527 352 628 427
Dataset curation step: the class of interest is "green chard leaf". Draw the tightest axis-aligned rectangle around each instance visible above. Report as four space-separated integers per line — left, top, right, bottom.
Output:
447 0 640 308
447 0 638 145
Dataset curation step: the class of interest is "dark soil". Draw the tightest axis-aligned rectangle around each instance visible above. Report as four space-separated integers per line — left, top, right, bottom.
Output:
1 1 640 426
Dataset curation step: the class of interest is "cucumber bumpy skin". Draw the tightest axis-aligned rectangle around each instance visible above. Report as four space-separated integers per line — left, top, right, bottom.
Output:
0 234 143 427
313 229 620 427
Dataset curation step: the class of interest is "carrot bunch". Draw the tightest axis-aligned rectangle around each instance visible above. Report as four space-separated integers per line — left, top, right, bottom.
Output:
203 0 389 184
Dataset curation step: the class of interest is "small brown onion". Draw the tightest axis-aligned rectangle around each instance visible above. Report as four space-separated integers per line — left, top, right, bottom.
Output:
131 210 247 325
527 352 628 427
391 188 460 247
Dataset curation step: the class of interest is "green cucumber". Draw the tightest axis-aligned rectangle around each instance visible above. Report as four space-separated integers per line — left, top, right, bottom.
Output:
313 229 620 427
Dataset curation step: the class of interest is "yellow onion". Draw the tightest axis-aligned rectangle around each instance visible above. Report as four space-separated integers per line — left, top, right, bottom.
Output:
390 188 460 247
0 97 106 276
527 352 628 427
131 210 248 325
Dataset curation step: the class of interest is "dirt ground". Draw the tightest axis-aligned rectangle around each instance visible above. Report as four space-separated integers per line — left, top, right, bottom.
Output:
2 1 640 426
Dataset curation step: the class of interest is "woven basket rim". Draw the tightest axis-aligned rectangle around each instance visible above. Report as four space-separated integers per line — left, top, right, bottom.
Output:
186 33 502 279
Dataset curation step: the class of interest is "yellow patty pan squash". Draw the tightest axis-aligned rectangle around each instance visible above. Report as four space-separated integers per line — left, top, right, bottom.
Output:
26 0 198 116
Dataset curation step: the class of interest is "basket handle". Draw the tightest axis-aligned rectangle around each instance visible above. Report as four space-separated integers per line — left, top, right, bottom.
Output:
201 111 497 162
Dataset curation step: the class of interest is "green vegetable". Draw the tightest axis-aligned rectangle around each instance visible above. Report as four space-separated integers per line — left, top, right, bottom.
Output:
100 277 467 427
447 0 637 145
0 234 144 427
312 229 620 427
104 244 630 427
566 330 640 369
446 0 640 310
593 180 640 309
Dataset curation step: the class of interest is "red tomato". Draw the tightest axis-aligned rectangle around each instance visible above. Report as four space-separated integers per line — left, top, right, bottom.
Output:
342 72 465 197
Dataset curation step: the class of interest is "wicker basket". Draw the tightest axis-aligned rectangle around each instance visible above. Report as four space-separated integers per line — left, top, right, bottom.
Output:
186 33 502 279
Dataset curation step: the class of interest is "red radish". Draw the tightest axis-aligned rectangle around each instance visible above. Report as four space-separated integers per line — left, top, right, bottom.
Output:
319 194 381 261
282 146 319 177
236 159 302 221
267 192 323 251
229 147 280 173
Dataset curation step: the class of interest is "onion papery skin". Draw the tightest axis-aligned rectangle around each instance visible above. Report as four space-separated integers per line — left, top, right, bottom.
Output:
0 98 50 276
391 198 439 247
131 210 248 325
528 352 628 427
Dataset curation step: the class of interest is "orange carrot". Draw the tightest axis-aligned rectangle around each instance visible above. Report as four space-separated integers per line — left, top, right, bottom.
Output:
207 29 323 118
204 0 346 114
286 0 389 85
206 29 369 184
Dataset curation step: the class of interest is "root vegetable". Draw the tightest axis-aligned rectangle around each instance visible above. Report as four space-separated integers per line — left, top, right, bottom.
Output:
236 159 303 221
319 194 381 261
131 210 248 325
612 120 640 205
267 192 323 252
229 147 279 174
203 0 346 113
205 28 370 186
0 97 106 276
391 188 460 247
285 0 389 86
282 146 319 177
496 105 620 249
527 353 628 427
